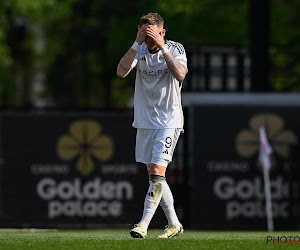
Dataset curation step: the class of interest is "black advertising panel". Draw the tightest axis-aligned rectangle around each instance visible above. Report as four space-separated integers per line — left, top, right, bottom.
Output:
0 111 161 228
189 106 300 230
1 104 299 230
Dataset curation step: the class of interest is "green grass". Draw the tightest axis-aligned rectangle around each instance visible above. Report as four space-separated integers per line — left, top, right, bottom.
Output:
0 229 300 249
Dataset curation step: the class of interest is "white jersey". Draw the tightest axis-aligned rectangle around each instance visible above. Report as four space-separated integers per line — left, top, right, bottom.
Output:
131 39 187 129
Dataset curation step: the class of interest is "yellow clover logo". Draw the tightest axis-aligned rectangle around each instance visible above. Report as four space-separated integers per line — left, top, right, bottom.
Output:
236 113 297 161
57 120 113 176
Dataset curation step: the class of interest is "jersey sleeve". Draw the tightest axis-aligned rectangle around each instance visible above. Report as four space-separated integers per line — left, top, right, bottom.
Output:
168 41 188 70
131 47 142 69
131 55 138 69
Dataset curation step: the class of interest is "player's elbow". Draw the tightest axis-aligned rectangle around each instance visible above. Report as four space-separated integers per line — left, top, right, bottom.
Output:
116 69 126 78
176 73 186 82
175 66 187 81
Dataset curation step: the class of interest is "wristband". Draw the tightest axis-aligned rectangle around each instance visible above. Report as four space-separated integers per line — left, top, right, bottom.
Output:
131 41 140 51
161 45 169 54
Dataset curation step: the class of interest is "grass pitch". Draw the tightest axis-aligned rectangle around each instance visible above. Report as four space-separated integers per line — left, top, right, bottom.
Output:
0 229 299 249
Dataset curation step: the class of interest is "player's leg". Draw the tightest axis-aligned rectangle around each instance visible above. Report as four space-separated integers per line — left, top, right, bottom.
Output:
158 182 183 238
130 128 183 238
159 128 181 225
159 179 180 227
133 164 166 233
131 166 165 238
136 160 183 239
130 129 155 238
154 128 183 238
131 129 171 238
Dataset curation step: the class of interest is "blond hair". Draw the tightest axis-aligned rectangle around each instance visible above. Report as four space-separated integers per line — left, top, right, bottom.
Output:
140 13 164 27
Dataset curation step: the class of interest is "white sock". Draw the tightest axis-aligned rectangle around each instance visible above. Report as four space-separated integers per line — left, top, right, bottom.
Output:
159 180 180 226
138 175 164 229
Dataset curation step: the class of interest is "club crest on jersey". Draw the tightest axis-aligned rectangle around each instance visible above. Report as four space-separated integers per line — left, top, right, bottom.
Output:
140 56 146 61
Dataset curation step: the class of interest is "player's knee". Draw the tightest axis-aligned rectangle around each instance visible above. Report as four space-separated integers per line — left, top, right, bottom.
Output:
149 163 166 176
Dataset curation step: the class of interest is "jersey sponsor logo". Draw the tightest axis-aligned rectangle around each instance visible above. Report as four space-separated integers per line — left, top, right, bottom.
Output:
140 56 146 61
139 69 169 75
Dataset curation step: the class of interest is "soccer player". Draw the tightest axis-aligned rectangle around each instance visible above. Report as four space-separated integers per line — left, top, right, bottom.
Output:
116 12 187 238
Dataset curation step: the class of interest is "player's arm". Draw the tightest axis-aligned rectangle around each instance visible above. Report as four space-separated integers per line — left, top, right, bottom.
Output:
162 53 187 82
146 26 187 82
116 48 136 78
116 24 148 78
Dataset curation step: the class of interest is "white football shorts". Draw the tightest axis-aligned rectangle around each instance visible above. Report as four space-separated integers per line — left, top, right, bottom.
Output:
135 128 181 168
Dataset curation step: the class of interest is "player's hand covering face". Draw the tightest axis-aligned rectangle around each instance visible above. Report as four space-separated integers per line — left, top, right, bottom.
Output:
145 25 166 50
136 24 149 45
